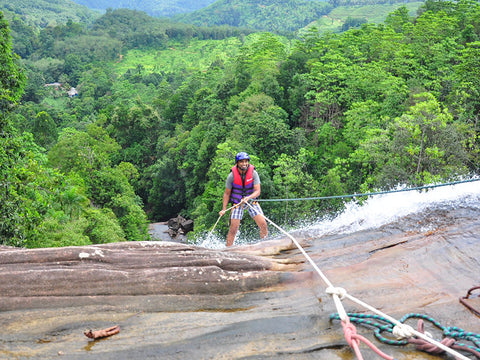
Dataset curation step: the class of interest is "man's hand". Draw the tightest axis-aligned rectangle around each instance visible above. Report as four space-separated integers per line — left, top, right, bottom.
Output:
219 210 226 216
242 196 251 204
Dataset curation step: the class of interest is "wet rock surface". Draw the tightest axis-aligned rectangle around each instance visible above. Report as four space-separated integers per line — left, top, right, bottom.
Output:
1 207 480 359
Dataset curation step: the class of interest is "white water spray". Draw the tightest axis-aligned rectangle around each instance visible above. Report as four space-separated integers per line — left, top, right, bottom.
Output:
306 179 480 238
198 232 227 249
197 179 480 249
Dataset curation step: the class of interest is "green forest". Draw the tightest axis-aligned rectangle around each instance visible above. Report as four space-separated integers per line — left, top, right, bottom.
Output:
1 0 479 248
0 0 100 28
172 0 334 33
72 0 218 17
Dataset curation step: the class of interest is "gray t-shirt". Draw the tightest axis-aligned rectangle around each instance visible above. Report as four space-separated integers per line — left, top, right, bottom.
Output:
226 168 260 189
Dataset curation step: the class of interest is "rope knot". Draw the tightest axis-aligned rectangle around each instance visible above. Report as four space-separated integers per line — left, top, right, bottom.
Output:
342 321 359 347
410 337 456 355
408 320 457 355
326 286 347 299
392 324 415 339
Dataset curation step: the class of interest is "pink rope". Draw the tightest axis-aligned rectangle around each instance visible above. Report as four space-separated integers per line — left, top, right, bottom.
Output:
409 336 456 354
342 319 395 360
408 320 480 359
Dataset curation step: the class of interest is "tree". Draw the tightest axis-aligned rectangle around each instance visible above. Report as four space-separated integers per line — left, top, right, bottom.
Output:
272 148 321 224
32 111 58 149
451 42 480 122
0 12 26 128
145 155 186 220
48 125 120 174
388 93 470 185
48 125 149 241
385 6 412 33
353 93 471 188
237 33 288 81
342 17 367 32
227 94 301 162
0 12 27 246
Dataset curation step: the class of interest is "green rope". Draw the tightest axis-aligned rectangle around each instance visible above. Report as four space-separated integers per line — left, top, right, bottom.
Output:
330 312 480 353
257 178 480 203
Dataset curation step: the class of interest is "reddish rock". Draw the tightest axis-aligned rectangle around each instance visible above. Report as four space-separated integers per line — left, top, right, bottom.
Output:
0 240 299 311
0 210 479 360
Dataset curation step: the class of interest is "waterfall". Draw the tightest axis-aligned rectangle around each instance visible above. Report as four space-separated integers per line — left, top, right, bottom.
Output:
200 178 480 249
306 179 480 238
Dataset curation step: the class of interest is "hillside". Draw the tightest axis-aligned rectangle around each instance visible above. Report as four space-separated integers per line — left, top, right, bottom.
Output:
113 37 245 76
71 0 217 17
0 0 426 36
308 1 424 33
172 0 333 33
0 0 100 28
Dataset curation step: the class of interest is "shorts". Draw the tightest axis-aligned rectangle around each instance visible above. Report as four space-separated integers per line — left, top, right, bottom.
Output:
231 202 264 220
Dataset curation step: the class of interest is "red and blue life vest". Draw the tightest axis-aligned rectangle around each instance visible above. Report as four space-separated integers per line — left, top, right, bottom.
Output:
230 165 256 204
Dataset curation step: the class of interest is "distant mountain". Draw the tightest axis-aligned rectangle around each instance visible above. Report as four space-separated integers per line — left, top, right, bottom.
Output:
173 0 332 33
70 0 218 17
0 0 100 28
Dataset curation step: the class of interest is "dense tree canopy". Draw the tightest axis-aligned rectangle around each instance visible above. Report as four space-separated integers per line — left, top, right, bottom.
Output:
72 0 217 17
173 0 333 33
1 0 480 247
0 0 99 28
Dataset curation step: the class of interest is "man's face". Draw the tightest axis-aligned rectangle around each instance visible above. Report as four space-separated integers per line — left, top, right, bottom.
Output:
237 159 249 172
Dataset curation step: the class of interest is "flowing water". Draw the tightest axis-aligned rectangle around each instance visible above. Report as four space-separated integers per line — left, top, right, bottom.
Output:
1 179 480 359
306 180 480 235
200 179 480 249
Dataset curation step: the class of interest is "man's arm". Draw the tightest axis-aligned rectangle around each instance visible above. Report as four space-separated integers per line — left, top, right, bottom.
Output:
219 188 232 216
222 188 232 210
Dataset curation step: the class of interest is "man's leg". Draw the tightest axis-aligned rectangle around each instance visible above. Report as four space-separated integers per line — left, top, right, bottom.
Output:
227 219 240 247
253 214 268 239
248 202 268 240
227 204 244 247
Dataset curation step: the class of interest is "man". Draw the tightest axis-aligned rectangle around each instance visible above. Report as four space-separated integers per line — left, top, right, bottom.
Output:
219 152 268 247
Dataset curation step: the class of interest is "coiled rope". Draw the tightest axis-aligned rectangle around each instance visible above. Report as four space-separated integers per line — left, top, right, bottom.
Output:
330 313 480 358
241 200 472 360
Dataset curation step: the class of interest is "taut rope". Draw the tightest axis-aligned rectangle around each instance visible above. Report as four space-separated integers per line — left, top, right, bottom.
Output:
244 201 472 360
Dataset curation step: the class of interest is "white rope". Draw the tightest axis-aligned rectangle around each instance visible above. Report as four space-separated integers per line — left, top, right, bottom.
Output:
205 203 237 242
205 215 223 242
245 201 471 360
245 202 349 321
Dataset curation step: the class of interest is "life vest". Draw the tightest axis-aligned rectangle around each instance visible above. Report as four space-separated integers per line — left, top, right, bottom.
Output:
230 165 256 204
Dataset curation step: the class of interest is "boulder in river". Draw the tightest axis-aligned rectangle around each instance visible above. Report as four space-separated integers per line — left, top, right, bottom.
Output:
166 215 194 238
